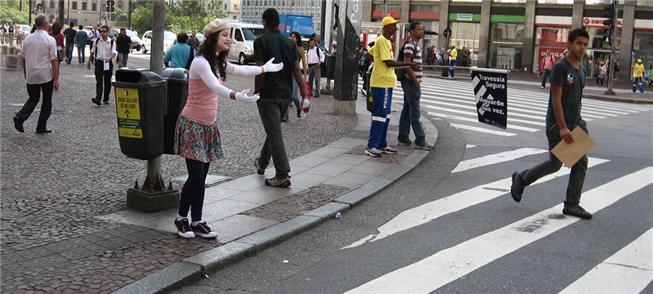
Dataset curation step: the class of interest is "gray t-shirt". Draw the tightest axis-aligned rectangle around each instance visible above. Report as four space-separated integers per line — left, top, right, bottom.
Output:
545 58 585 132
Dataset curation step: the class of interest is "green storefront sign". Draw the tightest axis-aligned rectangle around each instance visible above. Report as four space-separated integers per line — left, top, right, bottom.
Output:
448 13 525 23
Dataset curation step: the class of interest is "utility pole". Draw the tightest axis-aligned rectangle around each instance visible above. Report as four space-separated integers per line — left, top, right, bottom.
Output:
604 0 618 96
29 0 32 24
128 0 132 29
58 0 65 24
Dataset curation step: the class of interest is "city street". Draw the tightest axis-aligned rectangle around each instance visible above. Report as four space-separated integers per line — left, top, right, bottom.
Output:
178 76 653 293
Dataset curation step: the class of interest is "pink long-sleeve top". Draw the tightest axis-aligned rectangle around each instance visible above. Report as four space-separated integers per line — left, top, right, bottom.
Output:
180 56 262 125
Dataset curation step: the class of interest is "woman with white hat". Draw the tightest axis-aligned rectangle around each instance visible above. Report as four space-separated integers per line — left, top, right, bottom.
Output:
173 18 284 239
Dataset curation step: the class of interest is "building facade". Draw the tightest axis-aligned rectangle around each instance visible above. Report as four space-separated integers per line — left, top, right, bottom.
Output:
224 0 241 20
361 0 653 80
36 0 130 28
240 0 323 34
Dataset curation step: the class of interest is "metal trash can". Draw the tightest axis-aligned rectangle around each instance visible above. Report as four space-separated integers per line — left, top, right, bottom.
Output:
112 69 166 160
326 55 336 80
160 68 189 155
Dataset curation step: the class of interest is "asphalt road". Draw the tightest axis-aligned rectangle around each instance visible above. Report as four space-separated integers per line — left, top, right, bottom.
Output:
175 76 653 294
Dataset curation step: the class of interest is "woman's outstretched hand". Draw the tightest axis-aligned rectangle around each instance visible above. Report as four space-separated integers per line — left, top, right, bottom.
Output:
262 57 284 73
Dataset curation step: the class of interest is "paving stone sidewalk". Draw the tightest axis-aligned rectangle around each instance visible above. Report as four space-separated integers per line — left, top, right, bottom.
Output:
0 52 356 293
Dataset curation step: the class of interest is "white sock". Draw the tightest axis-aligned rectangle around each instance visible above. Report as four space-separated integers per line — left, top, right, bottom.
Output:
192 221 202 226
176 215 186 221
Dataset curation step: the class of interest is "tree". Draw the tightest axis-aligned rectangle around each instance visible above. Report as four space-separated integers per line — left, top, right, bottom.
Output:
131 0 226 35
0 5 29 24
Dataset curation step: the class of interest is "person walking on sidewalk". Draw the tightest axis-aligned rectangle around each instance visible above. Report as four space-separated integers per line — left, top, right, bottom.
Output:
87 25 116 105
365 16 416 158
63 23 76 65
398 21 431 151
631 58 645 93
540 51 555 89
13 14 59 134
448 45 457 79
188 31 200 52
164 33 194 69
510 28 593 220
50 22 65 71
306 38 324 98
115 28 132 68
597 60 607 87
253 8 307 187
74 25 88 64
173 18 283 239
281 31 308 121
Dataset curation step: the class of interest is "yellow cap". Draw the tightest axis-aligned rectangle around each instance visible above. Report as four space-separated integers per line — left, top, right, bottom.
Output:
637 58 642 63
381 16 398 28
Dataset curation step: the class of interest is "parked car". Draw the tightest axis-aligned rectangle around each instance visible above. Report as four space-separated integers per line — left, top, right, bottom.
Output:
225 21 265 64
108 28 143 51
141 30 176 54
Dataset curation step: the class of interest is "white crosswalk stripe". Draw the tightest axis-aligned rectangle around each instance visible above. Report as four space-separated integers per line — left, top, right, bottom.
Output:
559 228 653 294
359 77 651 137
344 166 653 294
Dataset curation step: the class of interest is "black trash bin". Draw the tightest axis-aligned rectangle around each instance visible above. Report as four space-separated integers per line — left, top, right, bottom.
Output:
326 55 336 80
160 68 189 155
112 69 166 160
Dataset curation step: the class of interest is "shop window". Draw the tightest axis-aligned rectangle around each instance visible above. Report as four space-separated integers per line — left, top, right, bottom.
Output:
489 23 525 70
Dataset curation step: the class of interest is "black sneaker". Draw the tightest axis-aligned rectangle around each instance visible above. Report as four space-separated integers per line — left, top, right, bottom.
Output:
174 218 195 239
255 158 265 175
510 172 524 203
563 204 593 220
13 117 24 133
103 100 110 105
397 140 412 146
91 98 101 105
414 143 433 150
191 222 218 239
281 111 289 122
265 176 291 188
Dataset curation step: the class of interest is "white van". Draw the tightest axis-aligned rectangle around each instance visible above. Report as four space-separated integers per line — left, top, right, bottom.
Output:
141 30 176 54
226 22 265 65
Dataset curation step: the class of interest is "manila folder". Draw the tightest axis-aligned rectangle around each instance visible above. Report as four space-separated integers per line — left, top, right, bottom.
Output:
551 127 596 167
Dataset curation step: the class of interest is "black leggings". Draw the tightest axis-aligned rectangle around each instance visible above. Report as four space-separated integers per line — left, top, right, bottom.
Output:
178 159 210 222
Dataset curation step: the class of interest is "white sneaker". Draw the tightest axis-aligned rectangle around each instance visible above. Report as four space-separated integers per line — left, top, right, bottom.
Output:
174 218 195 239
365 148 382 157
381 146 397 154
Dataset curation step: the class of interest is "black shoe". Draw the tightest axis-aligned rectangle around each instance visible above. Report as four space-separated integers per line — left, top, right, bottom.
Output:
265 176 291 188
297 109 302 118
254 158 265 175
36 129 52 134
91 98 101 105
414 143 433 151
13 117 24 133
191 222 218 239
563 204 593 220
510 172 524 203
103 100 109 105
174 218 195 238
281 112 289 122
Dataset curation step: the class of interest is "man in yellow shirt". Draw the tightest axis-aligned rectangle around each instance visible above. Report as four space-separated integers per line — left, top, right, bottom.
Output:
365 16 416 157
448 45 457 78
631 58 645 93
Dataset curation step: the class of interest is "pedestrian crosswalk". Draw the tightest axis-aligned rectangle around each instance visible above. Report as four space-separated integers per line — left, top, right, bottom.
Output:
358 77 653 137
339 147 653 293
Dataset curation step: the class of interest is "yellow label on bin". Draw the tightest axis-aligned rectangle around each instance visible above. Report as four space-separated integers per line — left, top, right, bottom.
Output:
116 88 141 120
118 127 143 138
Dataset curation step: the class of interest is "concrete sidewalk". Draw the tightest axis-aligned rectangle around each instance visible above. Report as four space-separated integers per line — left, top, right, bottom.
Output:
424 68 653 104
111 97 438 293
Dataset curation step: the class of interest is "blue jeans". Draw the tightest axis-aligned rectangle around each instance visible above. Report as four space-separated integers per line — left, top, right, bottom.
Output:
398 79 426 146
65 42 74 64
367 87 392 149
449 60 456 77
77 46 85 64
633 77 644 93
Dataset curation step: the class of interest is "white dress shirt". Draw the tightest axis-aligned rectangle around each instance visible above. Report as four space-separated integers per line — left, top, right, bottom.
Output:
306 47 324 65
20 30 57 85
93 37 117 61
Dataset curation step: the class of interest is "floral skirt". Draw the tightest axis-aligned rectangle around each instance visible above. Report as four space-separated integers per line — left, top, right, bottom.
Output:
174 115 224 163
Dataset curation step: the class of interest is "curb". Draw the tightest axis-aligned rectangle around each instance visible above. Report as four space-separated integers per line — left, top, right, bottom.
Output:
114 111 438 294
582 94 653 104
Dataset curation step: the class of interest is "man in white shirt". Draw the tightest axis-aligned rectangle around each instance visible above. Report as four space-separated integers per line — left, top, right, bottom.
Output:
306 38 325 97
87 25 117 105
13 14 59 134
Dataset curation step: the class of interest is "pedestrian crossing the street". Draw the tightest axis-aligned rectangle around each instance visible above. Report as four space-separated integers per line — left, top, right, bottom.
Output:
358 77 653 137
339 147 653 293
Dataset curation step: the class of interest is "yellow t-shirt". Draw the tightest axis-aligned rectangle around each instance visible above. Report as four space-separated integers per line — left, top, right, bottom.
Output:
369 35 396 88
632 63 645 78
449 48 457 60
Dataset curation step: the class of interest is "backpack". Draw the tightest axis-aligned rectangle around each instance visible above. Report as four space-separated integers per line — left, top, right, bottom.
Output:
396 41 408 81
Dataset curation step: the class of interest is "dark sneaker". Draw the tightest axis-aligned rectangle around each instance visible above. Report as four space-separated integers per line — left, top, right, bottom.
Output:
35 129 52 134
281 111 289 122
254 158 265 175
365 148 382 158
191 222 218 239
103 100 110 105
414 143 433 150
265 176 291 188
13 117 24 133
297 109 302 118
91 98 101 105
397 140 412 146
174 218 195 238
563 204 593 220
510 172 524 203
381 146 397 154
